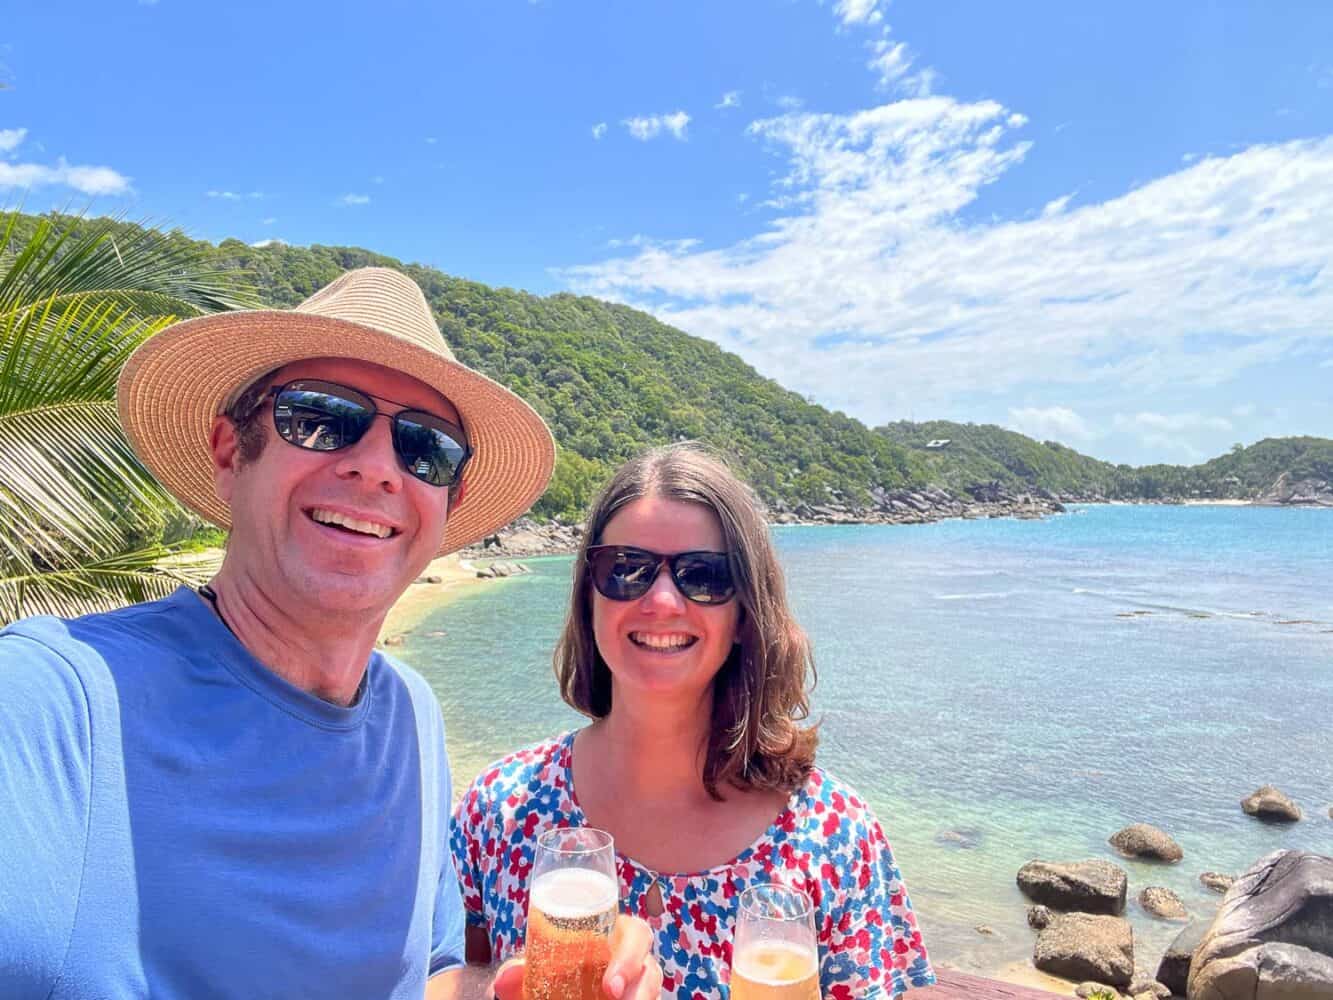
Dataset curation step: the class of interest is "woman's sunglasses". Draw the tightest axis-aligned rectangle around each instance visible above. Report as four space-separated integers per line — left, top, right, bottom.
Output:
585 545 736 605
268 379 471 488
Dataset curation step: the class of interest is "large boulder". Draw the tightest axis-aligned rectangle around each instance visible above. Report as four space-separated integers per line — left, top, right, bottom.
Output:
1110 823 1184 863
1157 920 1209 997
1017 860 1129 915
1140 886 1189 921
1241 785 1302 822
1188 850 1333 1000
1034 912 1134 988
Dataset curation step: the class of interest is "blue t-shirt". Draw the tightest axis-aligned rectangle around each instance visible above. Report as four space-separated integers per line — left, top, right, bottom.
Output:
0 587 464 999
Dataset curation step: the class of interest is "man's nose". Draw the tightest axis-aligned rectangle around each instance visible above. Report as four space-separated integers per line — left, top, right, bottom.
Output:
334 413 404 492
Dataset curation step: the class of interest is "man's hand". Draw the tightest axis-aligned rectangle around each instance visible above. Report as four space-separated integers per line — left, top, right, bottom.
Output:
490 915 662 1000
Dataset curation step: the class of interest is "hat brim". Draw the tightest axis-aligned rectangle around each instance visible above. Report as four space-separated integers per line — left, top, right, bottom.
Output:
117 309 555 556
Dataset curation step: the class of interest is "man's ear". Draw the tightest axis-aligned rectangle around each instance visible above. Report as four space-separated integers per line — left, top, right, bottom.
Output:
210 415 240 504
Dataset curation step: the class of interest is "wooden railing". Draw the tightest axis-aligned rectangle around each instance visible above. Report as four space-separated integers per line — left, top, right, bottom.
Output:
913 967 1066 998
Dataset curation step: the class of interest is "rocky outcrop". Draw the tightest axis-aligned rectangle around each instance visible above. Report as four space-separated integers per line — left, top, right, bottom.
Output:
1200 872 1235 895
1157 920 1209 997
1127 977 1171 999
1188 850 1333 1000
1033 913 1134 988
1139 886 1189 921
1028 904 1053 929
474 560 531 579
1241 785 1302 822
1256 472 1333 507
460 517 582 557
1110 823 1184 863
1017 860 1128 915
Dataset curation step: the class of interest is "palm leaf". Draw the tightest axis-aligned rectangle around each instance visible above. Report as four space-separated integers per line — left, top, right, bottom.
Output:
0 209 250 625
0 545 223 622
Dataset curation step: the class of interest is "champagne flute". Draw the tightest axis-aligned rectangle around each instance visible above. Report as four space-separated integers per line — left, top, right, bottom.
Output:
523 827 619 1000
730 883 821 1000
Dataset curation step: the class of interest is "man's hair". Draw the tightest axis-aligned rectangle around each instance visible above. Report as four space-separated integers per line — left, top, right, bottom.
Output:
223 368 283 465
554 442 819 800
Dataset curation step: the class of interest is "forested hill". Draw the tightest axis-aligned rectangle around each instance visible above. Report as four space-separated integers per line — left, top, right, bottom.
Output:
12 213 1330 517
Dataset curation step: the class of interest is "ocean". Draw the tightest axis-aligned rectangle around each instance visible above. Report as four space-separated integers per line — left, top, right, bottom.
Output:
402 504 1332 979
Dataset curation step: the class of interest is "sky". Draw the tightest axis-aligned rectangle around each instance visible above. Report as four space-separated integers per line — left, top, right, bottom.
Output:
3 0 1331 465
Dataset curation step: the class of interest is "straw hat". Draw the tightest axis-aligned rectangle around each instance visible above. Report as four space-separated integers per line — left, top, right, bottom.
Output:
117 266 555 555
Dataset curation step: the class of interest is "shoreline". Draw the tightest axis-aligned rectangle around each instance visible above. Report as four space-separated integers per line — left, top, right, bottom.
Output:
379 553 488 642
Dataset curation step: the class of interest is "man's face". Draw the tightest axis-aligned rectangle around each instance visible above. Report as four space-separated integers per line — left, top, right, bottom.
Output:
214 357 459 620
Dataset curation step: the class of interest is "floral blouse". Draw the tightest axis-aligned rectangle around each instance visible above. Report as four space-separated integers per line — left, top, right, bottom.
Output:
450 732 934 999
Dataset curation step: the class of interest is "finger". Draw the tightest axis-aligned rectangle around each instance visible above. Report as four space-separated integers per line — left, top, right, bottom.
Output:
489 957 525 1000
603 915 654 999
623 954 664 1000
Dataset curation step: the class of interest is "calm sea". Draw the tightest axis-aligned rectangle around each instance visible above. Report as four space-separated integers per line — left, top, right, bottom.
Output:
402 504 1332 978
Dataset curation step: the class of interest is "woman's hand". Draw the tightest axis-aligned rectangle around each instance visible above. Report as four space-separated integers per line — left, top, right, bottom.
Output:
489 914 662 999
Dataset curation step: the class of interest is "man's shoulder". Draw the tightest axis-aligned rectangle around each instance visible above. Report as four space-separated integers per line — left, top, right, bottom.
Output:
374 650 443 718
0 591 198 719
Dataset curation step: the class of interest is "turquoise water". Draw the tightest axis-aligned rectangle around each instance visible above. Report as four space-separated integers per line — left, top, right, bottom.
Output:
403 505 1332 978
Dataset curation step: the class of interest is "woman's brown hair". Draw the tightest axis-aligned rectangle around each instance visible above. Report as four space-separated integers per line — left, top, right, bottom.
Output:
554 443 818 800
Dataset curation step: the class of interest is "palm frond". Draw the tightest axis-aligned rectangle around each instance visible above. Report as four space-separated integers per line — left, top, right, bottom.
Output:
0 211 254 318
0 545 223 622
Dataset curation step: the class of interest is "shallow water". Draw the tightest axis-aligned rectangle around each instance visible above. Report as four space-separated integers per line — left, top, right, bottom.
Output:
403 505 1333 978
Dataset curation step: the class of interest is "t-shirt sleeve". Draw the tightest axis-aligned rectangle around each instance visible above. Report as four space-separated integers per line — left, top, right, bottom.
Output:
0 631 94 998
429 728 465 976
448 776 489 927
821 802 935 999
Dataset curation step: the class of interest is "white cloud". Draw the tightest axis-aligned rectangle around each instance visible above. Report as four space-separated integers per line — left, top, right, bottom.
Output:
1041 193 1072 217
206 189 262 200
560 96 1333 429
0 127 26 153
1231 403 1257 418
834 0 883 26
776 95 804 111
250 238 287 248
337 193 370 206
716 91 741 110
1007 406 1095 443
261 217 277 225
623 111 690 141
1114 411 1233 434
0 154 131 195
865 37 936 96
591 122 608 140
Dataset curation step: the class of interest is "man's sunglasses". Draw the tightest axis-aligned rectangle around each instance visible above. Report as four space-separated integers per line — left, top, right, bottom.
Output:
267 379 471 488
585 545 736 605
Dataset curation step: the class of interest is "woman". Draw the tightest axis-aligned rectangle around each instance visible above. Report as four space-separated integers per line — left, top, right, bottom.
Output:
452 444 934 998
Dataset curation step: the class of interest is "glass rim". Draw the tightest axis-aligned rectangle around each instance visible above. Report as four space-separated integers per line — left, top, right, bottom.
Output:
737 882 814 922
535 826 615 856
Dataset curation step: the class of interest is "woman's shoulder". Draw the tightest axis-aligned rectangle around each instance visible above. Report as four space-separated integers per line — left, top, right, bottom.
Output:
459 730 575 807
781 766 893 850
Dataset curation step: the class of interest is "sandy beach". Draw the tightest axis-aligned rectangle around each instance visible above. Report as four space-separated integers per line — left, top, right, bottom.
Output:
379 553 487 641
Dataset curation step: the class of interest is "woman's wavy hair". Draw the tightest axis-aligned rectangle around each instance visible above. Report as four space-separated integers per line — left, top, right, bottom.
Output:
554 443 818 800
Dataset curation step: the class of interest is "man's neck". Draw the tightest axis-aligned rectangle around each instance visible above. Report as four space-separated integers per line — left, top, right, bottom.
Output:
201 571 385 707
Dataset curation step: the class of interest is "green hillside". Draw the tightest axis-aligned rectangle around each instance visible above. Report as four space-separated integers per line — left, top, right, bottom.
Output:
10 212 1329 518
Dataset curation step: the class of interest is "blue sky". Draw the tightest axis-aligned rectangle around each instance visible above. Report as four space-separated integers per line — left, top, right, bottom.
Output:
3 1 1331 465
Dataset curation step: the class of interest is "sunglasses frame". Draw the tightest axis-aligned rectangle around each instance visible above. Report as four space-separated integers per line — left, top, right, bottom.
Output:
266 378 472 488
585 544 737 606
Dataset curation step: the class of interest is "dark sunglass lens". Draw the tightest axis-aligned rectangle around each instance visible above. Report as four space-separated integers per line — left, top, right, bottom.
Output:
274 383 374 451
672 553 734 604
393 413 468 486
589 548 659 600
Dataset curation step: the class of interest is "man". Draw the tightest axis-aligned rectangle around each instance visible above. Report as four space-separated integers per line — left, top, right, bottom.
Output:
0 268 660 999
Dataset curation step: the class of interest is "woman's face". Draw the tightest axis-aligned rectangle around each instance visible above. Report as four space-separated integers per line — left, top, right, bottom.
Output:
590 494 742 706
